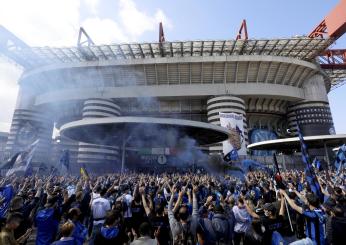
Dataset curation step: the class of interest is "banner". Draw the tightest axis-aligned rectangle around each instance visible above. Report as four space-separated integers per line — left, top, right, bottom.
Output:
219 112 246 155
6 139 39 177
250 129 277 156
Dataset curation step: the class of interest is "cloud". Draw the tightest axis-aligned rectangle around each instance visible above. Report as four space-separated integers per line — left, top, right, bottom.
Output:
0 0 82 133
0 0 172 132
81 17 130 44
84 0 100 15
81 0 172 43
0 0 81 46
118 0 173 40
0 0 172 46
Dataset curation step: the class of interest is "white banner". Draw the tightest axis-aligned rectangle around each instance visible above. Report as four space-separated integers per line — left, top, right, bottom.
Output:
219 112 246 155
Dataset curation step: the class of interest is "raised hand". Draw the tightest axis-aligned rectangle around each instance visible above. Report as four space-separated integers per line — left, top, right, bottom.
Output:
205 195 213 205
192 184 199 194
139 186 146 195
179 187 186 197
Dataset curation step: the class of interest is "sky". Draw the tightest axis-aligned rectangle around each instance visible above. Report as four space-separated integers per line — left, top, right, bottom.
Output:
0 0 345 133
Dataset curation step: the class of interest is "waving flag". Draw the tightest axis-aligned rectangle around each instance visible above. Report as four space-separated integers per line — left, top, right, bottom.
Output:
312 157 322 171
0 152 21 170
335 144 346 174
6 140 39 177
273 153 281 174
80 164 89 180
297 128 323 200
272 153 287 189
223 149 239 162
59 150 70 174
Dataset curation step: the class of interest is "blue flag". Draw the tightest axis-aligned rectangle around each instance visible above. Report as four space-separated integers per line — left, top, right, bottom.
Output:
297 128 323 200
59 149 70 174
0 152 21 170
335 144 346 174
0 185 14 218
6 140 39 177
224 149 239 162
273 153 281 175
312 158 322 171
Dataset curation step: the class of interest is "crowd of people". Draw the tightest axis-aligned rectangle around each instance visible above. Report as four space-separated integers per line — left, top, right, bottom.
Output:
0 167 345 245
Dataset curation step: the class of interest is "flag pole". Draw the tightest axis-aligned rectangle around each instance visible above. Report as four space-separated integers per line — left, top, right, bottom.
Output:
273 153 294 232
283 190 294 232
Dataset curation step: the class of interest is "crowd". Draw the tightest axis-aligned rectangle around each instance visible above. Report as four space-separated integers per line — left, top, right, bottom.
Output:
0 168 345 245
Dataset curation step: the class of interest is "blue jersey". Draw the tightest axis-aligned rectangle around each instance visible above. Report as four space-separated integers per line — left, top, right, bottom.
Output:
35 208 59 245
51 237 76 245
303 209 326 245
71 220 87 245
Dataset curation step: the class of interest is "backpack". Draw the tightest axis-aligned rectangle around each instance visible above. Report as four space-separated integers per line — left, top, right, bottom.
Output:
175 221 195 245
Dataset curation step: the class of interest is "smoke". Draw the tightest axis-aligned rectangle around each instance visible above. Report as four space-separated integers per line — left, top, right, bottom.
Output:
119 122 224 175
5 41 228 175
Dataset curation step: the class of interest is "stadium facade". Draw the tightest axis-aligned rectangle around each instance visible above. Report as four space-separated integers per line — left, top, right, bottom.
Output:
1 1 346 173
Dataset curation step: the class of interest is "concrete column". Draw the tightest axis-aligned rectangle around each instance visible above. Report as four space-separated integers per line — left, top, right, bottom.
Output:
287 74 335 136
77 98 120 173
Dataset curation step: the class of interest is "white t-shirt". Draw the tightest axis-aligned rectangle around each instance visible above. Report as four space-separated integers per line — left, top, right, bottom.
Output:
123 194 133 218
232 205 251 233
130 236 157 245
91 196 111 224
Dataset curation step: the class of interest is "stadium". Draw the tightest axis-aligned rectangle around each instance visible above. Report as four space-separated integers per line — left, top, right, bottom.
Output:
1 2 346 174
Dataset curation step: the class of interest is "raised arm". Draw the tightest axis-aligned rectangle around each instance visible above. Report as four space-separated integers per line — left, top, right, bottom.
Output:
132 184 139 199
294 189 308 205
139 187 151 216
279 192 285 216
244 199 260 219
187 188 192 205
192 184 198 217
279 189 303 214
317 176 331 198
167 185 180 237
289 183 308 205
173 188 185 213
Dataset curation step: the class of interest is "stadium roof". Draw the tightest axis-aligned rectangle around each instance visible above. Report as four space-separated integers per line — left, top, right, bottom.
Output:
60 116 229 146
1 27 345 89
7 38 333 67
247 134 346 150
